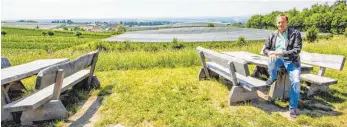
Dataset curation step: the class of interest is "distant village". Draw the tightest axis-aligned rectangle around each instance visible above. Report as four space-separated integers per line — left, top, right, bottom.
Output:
50 20 175 32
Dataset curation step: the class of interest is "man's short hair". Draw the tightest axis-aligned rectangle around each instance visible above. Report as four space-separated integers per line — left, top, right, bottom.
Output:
277 14 288 22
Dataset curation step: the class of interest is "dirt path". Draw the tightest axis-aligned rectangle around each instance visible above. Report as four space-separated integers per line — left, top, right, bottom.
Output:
63 96 103 127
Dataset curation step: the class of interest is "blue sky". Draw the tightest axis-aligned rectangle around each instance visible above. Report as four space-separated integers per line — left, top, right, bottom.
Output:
1 0 335 20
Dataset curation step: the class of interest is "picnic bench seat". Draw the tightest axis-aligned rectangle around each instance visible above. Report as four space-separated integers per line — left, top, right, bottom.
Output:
300 51 345 96
3 51 99 125
197 47 269 104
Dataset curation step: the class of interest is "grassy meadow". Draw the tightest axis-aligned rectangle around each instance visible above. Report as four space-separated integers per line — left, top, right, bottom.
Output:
1 27 347 127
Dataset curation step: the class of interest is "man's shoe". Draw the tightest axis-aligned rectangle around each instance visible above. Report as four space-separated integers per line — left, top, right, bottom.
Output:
266 79 276 86
289 109 298 118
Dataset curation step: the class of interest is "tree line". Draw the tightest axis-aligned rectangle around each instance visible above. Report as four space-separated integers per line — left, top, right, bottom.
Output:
246 1 347 34
51 20 74 24
119 21 173 27
17 20 38 23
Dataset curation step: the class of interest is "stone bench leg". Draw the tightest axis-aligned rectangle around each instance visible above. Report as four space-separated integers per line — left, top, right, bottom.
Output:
1 93 12 121
228 86 258 105
198 68 219 80
268 72 291 100
20 100 68 125
306 83 329 96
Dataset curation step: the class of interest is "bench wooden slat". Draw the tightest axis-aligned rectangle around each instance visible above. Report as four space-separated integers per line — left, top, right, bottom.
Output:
301 51 345 71
1 59 70 85
223 51 313 74
3 70 90 112
235 73 267 91
197 47 230 69
36 51 98 90
206 62 267 91
300 73 337 86
197 47 249 76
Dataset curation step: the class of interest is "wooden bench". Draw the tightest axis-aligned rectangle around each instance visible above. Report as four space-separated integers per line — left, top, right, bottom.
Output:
197 47 269 104
300 51 345 96
3 51 99 125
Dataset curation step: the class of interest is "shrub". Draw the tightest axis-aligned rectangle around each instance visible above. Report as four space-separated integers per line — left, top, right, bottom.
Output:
75 31 82 38
42 31 47 36
306 26 319 43
171 38 184 50
1 31 7 36
236 36 246 46
116 24 127 34
208 23 215 27
48 31 54 36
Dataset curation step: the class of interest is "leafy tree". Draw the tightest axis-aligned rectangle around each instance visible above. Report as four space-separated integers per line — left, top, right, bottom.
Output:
111 28 117 35
246 15 264 29
207 23 215 27
289 14 304 30
331 13 347 34
262 11 281 29
67 20 73 24
1 31 7 36
286 8 299 18
48 31 54 36
116 24 127 34
306 26 319 43
246 2 346 34
42 31 47 36
75 31 82 38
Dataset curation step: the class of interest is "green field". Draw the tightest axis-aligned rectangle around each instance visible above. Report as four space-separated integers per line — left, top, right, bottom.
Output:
1 27 347 127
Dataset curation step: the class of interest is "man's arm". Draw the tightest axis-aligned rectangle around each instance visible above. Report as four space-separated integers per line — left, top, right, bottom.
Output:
283 31 302 56
262 33 274 56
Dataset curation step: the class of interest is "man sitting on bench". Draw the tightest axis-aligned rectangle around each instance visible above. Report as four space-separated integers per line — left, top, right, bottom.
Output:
262 14 302 118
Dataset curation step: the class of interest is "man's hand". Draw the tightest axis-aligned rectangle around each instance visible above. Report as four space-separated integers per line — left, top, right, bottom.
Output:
274 50 283 55
269 54 278 61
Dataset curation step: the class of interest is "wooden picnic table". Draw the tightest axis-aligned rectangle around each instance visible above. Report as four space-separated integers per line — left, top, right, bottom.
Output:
1 58 69 121
1 58 69 102
222 51 313 99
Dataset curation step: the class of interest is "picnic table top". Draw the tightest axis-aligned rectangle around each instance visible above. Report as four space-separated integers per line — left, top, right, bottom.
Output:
1 58 69 85
222 51 313 71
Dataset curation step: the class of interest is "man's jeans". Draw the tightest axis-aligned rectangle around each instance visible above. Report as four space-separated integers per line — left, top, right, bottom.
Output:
268 57 301 109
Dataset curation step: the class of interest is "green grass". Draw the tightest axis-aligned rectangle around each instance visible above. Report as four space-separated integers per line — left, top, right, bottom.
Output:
2 27 112 38
94 67 296 127
1 27 347 126
1 27 109 52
